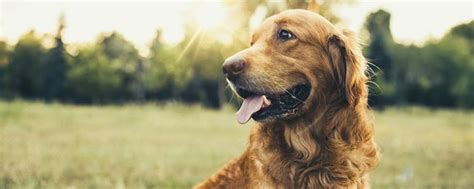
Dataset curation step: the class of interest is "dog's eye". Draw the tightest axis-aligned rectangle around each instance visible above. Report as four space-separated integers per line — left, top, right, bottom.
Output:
277 29 294 40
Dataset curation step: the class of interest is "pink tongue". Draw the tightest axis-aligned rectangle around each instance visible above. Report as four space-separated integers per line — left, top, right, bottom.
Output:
236 96 265 124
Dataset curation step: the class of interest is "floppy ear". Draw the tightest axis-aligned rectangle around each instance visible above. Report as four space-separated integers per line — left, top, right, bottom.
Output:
327 30 368 106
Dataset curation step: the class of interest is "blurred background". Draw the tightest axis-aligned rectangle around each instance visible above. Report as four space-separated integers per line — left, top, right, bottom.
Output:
0 0 472 188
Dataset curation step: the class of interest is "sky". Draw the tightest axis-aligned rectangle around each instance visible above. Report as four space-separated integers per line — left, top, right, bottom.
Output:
0 0 473 55
337 0 473 44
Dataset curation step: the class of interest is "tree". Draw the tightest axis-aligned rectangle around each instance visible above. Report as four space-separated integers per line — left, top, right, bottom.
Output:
446 21 474 108
365 10 394 77
0 41 10 97
363 10 397 106
182 32 227 108
67 45 121 103
171 20 231 108
99 32 143 101
0 41 8 66
450 21 474 40
7 30 46 98
42 14 70 100
364 9 474 108
144 30 185 100
430 26 473 108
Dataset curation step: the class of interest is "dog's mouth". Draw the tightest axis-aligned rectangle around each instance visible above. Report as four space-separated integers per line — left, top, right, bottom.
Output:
234 84 311 124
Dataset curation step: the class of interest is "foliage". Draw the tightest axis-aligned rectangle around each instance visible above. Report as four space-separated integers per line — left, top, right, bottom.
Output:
98 32 144 101
364 10 474 108
144 30 174 99
0 4 472 109
175 24 228 108
6 31 46 99
42 15 70 101
0 41 9 97
66 45 122 103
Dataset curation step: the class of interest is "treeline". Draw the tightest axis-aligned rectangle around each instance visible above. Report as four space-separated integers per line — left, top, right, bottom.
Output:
0 27 230 108
365 10 474 108
0 8 472 109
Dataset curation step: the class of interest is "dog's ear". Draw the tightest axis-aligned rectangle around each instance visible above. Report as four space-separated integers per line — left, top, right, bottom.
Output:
327 30 367 106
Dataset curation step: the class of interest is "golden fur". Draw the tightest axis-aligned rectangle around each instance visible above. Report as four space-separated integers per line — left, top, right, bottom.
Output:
194 10 379 189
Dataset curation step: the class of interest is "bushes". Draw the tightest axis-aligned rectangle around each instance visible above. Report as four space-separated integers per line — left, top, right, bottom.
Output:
6 31 47 99
0 11 472 109
0 29 230 108
365 10 474 108
67 45 122 103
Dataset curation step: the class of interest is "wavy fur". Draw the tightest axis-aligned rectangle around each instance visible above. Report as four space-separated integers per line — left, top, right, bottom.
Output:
195 10 379 189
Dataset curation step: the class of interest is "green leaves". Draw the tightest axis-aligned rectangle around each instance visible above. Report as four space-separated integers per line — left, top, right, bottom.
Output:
365 10 474 108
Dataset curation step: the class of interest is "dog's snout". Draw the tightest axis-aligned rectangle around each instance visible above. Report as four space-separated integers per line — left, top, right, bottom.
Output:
222 58 246 80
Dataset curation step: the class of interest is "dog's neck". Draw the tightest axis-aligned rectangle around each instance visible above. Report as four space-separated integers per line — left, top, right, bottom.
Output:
251 105 378 188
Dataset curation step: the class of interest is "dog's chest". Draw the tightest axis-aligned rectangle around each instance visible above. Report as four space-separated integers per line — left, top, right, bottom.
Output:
250 141 294 188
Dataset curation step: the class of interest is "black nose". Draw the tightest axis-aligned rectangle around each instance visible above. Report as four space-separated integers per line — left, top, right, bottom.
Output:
222 58 246 80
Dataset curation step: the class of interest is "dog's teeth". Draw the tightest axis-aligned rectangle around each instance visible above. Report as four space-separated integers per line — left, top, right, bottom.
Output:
262 96 272 108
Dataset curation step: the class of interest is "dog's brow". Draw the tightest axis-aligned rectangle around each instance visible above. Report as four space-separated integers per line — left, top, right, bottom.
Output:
275 19 289 25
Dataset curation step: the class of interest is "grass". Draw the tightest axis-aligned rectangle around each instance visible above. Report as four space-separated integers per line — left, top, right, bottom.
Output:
0 101 472 189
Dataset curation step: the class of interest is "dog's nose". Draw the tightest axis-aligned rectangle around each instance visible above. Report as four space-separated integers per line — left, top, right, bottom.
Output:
222 58 246 80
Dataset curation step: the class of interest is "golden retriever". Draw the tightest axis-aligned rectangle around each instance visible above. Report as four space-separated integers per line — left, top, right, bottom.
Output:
194 9 379 189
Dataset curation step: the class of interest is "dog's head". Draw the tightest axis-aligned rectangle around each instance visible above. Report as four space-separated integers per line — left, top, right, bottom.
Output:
224 10 368 124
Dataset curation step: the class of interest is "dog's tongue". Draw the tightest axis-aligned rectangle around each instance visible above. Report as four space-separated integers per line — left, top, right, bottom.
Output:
236 95 270 124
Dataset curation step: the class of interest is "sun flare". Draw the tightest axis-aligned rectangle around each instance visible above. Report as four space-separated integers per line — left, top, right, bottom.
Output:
195 4 228 29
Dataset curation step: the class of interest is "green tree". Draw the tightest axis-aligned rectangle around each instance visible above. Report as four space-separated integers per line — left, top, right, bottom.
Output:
363 10 396 106
144 30 188 100
99 32 143 101
364 9 474 108
7 30 46 98
447 21 474 108
172 21 231 108
0 41 10 97
183 33 227 108
67 45 121 103
390 22 474 108
0 41 8 66
429 25 473 108
365 10 394 77
450 20 474 42
42 14 70 101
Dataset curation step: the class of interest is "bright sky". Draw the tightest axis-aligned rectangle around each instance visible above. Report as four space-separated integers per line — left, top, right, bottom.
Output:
1 0 473 55
337 0 474 44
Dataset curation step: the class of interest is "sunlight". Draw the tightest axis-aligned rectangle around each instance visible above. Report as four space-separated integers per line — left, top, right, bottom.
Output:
195 4 228 29
2 0 471 53
162 24 185 44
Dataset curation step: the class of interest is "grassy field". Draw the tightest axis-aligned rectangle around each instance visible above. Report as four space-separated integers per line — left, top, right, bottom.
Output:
0 101 473 189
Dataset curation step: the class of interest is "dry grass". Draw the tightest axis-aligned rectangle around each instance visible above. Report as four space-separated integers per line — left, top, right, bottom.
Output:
0 101 473 189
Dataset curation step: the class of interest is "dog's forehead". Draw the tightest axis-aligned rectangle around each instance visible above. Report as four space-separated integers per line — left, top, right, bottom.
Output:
251 12 306 42
273 10 330 27
252 10 336 41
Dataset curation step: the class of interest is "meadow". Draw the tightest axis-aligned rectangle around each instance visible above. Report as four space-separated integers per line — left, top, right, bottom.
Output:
0 101 472 189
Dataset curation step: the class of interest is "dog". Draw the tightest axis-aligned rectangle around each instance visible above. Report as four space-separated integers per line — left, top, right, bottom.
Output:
194 9 379 189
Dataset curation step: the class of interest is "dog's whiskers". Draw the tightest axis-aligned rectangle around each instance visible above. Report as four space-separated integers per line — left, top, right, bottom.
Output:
270 75 305 103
